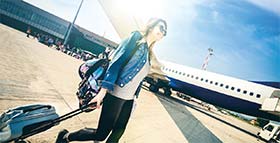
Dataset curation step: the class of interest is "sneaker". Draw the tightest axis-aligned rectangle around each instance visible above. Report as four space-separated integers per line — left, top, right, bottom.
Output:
55 129 69 143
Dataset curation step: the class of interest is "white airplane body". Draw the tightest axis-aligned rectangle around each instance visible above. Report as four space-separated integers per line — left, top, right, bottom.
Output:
160 60 280 121
97 0 280 121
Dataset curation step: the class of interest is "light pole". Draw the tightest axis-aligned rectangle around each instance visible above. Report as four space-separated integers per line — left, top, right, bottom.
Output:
63 0 84 46
202 48 214 70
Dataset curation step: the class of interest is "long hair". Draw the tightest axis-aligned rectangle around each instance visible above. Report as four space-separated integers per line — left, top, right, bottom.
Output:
143 18 167 37
138 18 167 61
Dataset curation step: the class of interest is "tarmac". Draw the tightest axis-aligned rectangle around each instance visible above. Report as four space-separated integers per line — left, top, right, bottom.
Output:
0 24 264 143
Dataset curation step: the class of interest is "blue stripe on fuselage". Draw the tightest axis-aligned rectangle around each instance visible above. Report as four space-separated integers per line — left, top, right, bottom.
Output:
168 77 280 121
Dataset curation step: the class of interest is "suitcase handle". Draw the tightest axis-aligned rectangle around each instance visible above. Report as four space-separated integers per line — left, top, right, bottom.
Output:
52 102 99 124
22 105 52 113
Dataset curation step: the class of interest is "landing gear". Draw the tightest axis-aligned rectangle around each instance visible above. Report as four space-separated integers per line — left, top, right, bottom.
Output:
163 87 171 96
149 84 159 93
149 84 171 96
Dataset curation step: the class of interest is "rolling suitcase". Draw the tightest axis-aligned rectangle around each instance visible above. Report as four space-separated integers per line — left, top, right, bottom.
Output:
0 103 96 143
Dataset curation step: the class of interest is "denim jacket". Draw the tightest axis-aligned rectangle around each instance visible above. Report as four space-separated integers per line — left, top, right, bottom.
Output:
101 31 149 97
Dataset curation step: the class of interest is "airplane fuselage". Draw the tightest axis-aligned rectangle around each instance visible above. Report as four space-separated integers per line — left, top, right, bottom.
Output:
160 61 280 121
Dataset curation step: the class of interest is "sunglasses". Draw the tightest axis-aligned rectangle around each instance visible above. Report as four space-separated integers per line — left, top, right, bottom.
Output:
158 25 167 36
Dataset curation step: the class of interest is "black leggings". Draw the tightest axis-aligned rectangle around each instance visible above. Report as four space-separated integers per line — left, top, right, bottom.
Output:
68 93 134 142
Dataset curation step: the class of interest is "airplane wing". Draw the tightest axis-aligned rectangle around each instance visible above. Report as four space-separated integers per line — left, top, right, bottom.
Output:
97 0 144 39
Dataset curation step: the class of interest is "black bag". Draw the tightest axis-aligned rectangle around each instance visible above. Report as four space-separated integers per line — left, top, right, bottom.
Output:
76 58 109 110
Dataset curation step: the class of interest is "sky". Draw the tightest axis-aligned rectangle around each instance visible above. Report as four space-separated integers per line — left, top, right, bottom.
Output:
24 0 280 82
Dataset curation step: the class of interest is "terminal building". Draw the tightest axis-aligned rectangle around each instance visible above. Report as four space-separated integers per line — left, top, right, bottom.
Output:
0 0 117 55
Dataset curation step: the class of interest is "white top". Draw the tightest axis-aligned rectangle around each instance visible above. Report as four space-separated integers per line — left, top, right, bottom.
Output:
109 60 150 100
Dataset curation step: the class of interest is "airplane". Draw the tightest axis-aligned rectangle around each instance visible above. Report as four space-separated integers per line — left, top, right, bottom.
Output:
155 60 280 121
97 0 280 122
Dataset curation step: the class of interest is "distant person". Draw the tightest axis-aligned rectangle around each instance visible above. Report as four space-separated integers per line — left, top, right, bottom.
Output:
98 52 107 59
98 48 110 59
47 37 54 47
36 33 41 41
33 32 37 39
55 18 167 143
26 27 31 38
103 48 110 59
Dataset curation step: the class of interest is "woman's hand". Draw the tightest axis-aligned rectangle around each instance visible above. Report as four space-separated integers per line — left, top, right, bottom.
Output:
89 88 107 109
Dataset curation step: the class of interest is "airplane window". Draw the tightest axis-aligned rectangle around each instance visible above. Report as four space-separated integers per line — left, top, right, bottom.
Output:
196 77 199 80
179 72 182 75
220 83 224 87
172 70 175 72
201 78 204 81
225 85 229 89
256 94 261 98
205 79 208 82
249 92 254 96
215 82 218 85
191 75 194 78
210 81 213 84
243 90 247 94
231 87 235 90
183 73 186 76
169 69 171 72
187 74 189 77
175 71 178 73
237 88 241 92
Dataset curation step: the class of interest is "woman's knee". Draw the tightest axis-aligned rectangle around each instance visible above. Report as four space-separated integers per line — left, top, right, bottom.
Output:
94 130 111 141
95 134 108 141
